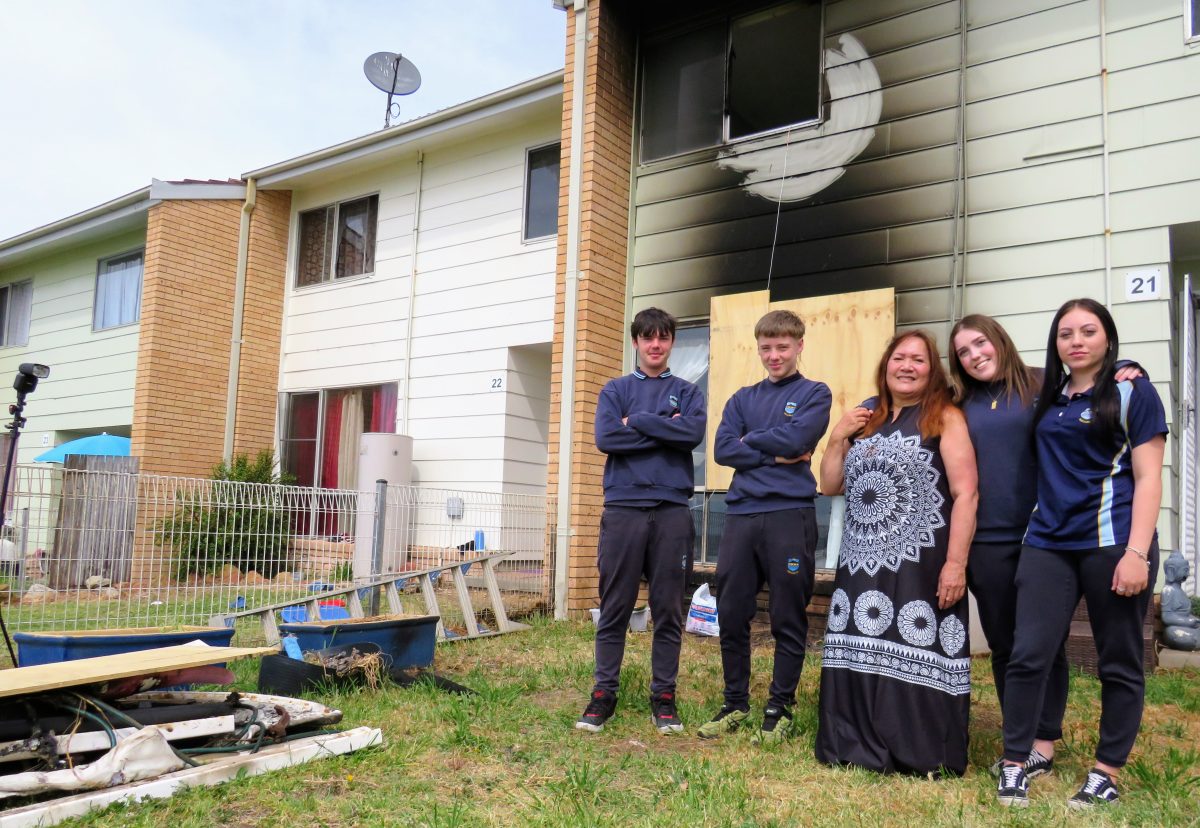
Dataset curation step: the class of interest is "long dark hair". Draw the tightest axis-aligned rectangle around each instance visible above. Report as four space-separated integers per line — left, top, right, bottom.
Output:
862 330 952 441
948 314 1039 405
1032 298 1121 440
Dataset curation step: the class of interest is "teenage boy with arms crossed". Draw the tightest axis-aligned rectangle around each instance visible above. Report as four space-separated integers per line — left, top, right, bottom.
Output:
699 310 832 743
576 308 707 734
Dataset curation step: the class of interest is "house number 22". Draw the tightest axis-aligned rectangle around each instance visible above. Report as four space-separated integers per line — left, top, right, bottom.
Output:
1125 269 1162 302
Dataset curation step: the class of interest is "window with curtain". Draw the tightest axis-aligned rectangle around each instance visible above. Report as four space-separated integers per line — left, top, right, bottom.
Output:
523 143 561 240
282 383 398 537
1189 0 1200 40
282 384 398 489
0 281 32 347
93 251 143 331
296 194 379 287
639 0 823 162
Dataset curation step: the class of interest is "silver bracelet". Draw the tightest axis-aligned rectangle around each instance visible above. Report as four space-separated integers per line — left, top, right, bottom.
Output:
1125 545 1150 567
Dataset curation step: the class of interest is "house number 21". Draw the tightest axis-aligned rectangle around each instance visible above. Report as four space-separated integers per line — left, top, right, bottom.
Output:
1125 269 1162 302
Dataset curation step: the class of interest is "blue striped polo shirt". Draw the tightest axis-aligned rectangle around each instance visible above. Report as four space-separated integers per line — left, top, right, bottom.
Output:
1024 377 1167 550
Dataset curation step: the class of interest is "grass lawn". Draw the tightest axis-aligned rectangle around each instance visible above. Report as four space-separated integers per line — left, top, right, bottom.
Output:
51 616 1200 827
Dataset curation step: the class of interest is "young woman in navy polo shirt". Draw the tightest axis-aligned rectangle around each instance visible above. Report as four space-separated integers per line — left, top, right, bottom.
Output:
950 315 1141 779
997 298 1167 810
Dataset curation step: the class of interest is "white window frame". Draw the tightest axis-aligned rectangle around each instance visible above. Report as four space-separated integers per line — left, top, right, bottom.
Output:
0 280 33 347
1187 0 1200 43
638 0 826 165
294 193 380 289
522 142 562 242
92 249 143 332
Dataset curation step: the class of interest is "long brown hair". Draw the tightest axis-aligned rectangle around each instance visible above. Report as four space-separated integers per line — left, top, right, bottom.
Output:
863 330 952 440
948 314 1038 405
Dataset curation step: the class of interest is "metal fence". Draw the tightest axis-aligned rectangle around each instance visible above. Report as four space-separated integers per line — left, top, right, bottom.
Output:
0 463 555 647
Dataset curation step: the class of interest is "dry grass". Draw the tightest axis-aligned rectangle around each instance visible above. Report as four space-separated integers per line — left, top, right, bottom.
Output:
38 617 1200 827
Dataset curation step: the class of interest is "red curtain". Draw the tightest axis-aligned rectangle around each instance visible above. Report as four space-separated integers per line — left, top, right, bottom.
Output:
370 384 398 432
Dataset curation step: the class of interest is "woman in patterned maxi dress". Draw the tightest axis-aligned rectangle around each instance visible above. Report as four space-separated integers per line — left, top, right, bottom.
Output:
815 330 978 776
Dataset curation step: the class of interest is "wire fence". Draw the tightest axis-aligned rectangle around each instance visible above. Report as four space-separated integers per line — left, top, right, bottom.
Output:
0 464 555 650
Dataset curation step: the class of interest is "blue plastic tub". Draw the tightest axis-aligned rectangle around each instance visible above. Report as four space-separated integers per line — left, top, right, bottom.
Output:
14 626 236 667
277 614 439 669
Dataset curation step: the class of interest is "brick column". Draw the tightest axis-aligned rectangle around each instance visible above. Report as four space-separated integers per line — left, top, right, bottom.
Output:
549 0 637 614
132 193 291 477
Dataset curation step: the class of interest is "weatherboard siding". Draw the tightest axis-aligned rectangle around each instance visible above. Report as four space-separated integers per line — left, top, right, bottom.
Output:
0 228 145 463
279 111 559 493
625 0 1199 545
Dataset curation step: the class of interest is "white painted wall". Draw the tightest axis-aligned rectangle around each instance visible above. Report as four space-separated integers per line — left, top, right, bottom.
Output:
0 228 144 464
278 105 559 495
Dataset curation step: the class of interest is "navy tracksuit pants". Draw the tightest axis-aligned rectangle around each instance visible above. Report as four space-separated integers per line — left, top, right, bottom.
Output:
1002 541 1159 768
592 503 694 696
715 508 817 709
968 540 1069 742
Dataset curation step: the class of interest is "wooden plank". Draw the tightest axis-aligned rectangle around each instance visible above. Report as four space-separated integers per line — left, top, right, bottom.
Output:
450 566 480 637
706 291 771 489
384 581 404 615
707 288 894 493
0 727 383 828
0 716 237 764
481 558 513 633
419 574 447 641
773 288 895 487
0 643 277 699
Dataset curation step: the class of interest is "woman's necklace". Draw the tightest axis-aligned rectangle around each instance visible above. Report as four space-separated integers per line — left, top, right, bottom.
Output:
987 384 1004 410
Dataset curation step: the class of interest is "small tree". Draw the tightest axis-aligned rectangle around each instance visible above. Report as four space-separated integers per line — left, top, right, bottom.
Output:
159 450 297 579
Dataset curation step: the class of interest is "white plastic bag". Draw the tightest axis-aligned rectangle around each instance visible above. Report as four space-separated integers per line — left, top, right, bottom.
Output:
685 583 719 637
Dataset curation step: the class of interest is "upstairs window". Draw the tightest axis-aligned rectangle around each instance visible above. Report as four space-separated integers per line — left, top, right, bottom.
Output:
0 281 32 346
296 194 379 287
1188 0 1199 41
93 251 142 331
640 1 823 162
524 143 561 240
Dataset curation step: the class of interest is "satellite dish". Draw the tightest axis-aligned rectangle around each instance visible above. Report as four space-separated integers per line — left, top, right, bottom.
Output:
363 52 422 129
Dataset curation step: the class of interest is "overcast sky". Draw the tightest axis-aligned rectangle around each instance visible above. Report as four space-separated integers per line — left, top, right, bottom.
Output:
0 1 566 239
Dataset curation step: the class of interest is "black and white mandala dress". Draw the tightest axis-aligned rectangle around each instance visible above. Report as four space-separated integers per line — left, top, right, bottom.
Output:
815 404 970 776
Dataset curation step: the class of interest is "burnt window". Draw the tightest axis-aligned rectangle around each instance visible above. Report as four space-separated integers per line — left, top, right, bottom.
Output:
640 1 823 163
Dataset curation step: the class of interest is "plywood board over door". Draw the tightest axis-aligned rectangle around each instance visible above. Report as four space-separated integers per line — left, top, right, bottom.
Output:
706 288 895 491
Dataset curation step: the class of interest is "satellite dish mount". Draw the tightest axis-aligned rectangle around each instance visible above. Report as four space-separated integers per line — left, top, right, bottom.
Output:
363 51 422 129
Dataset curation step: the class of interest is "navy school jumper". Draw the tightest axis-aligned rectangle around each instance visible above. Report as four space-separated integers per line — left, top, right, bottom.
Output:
590 368 706 697
712 372 832 709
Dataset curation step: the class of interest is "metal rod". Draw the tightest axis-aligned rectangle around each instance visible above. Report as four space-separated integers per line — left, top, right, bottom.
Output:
369 479 387 616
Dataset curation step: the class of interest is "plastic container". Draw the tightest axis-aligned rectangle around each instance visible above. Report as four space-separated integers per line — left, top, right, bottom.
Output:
277 614 439 669
258 642 390 695
14 626 236 667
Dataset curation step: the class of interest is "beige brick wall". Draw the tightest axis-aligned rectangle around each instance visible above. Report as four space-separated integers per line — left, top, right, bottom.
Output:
234 190 291 457
550 0 637 614
132 193 291 478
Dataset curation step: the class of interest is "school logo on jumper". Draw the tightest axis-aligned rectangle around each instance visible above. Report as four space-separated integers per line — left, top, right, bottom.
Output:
786 557 801 574
680 554 688 571
784 401 798 417
669 394 679 409
1079 407 1093 424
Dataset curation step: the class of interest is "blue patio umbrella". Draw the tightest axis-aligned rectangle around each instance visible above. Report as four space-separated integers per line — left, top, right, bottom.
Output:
34 433 131 463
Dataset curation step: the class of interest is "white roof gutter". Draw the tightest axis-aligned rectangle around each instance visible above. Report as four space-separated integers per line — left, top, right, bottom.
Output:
245 71 563 187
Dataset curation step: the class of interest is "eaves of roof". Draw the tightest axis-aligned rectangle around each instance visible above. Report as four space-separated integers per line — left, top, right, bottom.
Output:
0 187 154 269
244 70 564 188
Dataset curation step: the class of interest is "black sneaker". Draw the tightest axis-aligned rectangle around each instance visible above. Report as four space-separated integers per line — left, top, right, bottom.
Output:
751 705 794 745
650 692 683 734
989 748 1054 779
1067 769 1120 809
575 689 617 732
997 763 1030 808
